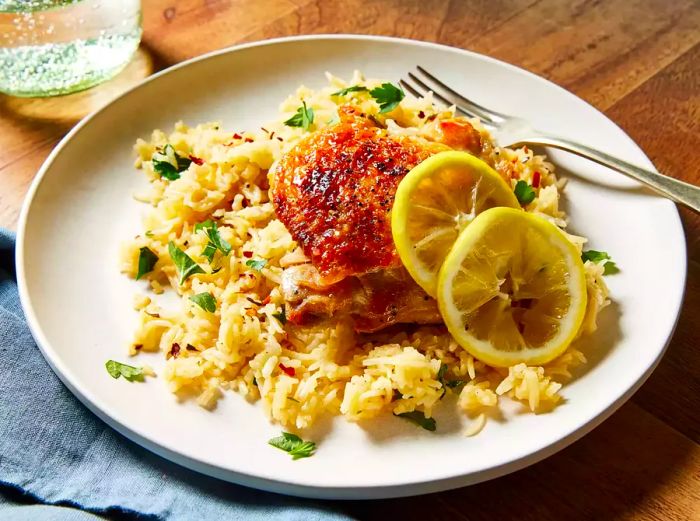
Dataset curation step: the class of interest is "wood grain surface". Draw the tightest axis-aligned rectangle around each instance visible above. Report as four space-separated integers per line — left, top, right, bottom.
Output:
1 1 698 519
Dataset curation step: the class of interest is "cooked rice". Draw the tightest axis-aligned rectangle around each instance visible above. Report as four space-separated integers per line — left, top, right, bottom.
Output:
120 71 611 431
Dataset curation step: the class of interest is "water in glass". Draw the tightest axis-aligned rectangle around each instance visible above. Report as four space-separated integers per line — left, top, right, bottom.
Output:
0 0 141 97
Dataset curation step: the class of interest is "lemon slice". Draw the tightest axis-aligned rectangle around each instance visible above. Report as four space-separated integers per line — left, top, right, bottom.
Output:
437 207 587 367
392 151 519 297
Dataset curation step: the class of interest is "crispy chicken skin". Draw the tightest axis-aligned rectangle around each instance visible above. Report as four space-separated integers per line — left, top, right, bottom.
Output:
270 106 482 332
271 106 447 285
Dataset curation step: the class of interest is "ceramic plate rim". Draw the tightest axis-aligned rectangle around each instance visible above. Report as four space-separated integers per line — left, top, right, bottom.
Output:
15 34 687 499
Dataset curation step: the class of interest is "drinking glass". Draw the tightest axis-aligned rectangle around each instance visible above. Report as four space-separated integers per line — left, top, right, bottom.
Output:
0 0 142 97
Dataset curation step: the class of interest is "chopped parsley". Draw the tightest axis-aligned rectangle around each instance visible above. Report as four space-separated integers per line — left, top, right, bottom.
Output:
603 262 619 276
369 82 405 113
152 144 192 180
283 101 314 131
268 432 316 460
437 363 448 382
194 220 231 262
331 85 369 97
437 363 465 396
168 241 205 285
136 247 158 280
189 292 217 312
245 259 267 271
105 360 144 382
272 308 287 325
395 411 436 431
581 250 619 275
513 180 536 205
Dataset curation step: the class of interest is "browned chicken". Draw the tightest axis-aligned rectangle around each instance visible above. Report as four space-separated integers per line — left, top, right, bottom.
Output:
270 106 483 332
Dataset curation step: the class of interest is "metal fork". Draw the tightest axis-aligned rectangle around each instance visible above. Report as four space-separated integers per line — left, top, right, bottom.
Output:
401 66 700 213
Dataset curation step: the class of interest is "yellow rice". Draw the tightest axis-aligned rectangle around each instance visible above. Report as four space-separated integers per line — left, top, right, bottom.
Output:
120 71 610 431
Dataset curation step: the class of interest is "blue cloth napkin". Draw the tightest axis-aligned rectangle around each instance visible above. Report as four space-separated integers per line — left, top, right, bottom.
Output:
0 229 353 520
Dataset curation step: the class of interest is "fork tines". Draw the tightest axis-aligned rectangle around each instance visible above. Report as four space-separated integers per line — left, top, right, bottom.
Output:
401 66 505 125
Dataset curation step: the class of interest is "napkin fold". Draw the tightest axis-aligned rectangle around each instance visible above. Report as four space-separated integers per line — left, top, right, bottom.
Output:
0 229 352 520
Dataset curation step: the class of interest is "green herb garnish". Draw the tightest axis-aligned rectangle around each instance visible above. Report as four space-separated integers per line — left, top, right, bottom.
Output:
369 82 405 113
284 101 314 131
581 250 619 275
395 411 436 431
189 292 217 312
446 380 466 390
105 360 144 382
437 363 465 396
268 432 316 460
136 247 158 280
168 241 205 285
603 262 619 275
272 308 287 325
437 363 448 382
194 220 231 262
331 85 369 97
152 144 192 180
245 259 267 271
514 180 536 205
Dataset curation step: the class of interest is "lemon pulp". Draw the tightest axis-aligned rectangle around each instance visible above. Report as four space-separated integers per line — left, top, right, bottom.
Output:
437 207 587 367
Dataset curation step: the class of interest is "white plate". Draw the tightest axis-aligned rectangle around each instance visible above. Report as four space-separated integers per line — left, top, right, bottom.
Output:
16 35 686 499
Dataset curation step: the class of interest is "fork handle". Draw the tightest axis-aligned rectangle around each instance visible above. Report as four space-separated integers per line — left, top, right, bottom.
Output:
523 135 700 213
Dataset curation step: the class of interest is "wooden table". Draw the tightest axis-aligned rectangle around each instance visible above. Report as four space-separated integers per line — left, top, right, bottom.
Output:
1 1 698 519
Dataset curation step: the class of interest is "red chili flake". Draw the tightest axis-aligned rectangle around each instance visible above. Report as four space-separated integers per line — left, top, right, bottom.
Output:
134 344 143 351
169 343 181 358
532 171 541 188
427 114 437 122
261 295 271 305
186 344 198 352
417 110 425 119
244 137 254 143
188 155 204 166
279 363 295 377
276 137 284 142
232 133 243 139
242 251 253 258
